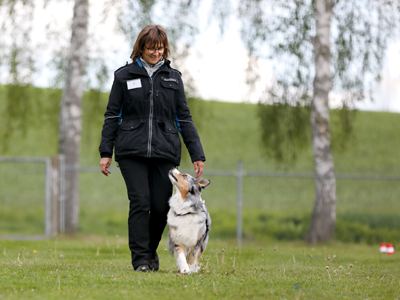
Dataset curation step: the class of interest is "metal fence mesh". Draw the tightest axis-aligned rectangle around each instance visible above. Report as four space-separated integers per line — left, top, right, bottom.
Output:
1 158 399 243
0 161 46 235
76 166 400 241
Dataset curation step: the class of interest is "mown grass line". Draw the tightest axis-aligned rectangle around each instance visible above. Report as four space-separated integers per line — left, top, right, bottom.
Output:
0 238 399 300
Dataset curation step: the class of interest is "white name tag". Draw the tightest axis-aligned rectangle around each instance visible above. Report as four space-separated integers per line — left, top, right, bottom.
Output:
127 79 142 90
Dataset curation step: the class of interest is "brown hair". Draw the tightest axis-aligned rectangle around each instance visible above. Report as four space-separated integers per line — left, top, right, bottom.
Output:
130 24 170 61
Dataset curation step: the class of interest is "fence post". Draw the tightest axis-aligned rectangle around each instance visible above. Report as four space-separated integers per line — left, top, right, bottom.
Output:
45 158 52 239
237 160 243 247
51 156 60 237
59 154 66 233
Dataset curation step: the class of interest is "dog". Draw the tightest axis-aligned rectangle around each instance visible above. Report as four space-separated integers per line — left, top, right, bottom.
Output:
167 168 211 274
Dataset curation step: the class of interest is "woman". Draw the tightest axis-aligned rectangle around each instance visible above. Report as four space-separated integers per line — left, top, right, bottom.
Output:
99 25 206 272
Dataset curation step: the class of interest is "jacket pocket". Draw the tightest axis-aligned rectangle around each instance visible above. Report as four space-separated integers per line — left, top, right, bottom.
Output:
159 121 179 134
120 119 144 131
161 78 179 90
159 79 179 108
157 121 180 156
115 119 145 152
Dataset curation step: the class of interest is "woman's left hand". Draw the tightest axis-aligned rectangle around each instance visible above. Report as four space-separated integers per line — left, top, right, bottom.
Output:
193 160 204 178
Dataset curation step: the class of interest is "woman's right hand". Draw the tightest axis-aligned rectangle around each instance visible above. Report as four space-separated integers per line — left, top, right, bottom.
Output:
100 157 112 176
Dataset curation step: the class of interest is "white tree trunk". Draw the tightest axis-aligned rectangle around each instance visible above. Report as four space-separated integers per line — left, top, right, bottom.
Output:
306 0 336 243
58 0 89 234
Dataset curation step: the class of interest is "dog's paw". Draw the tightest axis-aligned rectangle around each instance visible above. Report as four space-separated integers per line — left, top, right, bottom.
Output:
179 268 191 275
188 264 198 273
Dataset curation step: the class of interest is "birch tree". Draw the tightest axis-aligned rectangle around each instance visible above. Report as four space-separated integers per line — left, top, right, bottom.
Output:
235 0 400 241
306 0 336 242
58 0 89 233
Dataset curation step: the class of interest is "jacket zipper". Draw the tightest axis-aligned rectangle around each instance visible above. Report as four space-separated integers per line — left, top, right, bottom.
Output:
147 71 161 157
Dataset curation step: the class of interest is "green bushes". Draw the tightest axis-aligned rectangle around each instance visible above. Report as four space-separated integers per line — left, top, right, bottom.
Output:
338 212 400 230
335 212 400 244
206 209 400 244
80 207 400 245
335 220 400 245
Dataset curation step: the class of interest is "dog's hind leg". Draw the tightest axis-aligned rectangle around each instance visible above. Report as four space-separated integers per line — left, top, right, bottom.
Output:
187 248 202 273
174 245 190 274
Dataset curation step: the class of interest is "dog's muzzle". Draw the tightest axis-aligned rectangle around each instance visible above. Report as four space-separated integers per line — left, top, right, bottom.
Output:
169 168 178 182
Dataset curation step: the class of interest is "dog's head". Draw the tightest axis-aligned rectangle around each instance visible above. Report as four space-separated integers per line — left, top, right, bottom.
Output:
168 168 211 199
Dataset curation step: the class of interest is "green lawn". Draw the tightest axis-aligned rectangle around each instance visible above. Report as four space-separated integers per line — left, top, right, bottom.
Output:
0 238 399 299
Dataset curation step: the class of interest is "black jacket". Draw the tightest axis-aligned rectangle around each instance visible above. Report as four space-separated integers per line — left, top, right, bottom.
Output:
99 60 206 166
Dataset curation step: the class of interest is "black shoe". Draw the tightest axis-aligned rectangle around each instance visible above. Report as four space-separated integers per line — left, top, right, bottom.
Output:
135 264 151 272
149 252 159 271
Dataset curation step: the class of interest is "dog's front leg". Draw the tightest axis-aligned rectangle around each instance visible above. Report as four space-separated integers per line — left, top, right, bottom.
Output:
187 248 202 273
174 245 190 274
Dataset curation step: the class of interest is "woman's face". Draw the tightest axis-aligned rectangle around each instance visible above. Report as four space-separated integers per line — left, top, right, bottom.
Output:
142 43 164 65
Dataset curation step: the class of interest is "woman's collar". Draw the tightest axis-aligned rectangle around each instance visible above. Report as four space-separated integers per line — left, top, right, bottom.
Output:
140 56 164 68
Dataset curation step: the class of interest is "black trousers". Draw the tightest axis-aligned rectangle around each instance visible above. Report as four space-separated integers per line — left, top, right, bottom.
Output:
118 156 175 269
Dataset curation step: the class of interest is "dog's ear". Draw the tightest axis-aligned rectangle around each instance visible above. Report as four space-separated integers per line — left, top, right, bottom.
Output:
195 178 211 189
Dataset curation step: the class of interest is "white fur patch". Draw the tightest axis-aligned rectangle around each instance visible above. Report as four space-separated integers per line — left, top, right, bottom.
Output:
188 262 199 273
176 252 190 274
167 194 207 250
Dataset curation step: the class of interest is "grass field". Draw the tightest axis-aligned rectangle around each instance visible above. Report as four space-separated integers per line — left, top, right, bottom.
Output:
0 238 399 300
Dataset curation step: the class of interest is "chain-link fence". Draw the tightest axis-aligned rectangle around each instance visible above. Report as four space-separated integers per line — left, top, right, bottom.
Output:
0 157 52 239
75 161 400 244
1 157 400 243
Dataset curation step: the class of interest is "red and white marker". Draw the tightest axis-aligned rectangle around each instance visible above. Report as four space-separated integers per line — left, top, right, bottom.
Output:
387 243 395 255
379 243 387 253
